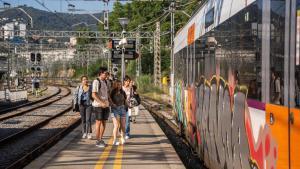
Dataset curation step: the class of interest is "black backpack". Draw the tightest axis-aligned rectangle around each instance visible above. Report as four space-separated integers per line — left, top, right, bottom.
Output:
129 88 141 107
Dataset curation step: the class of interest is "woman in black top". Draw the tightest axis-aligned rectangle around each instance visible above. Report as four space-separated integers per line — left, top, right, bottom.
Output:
110 80 127 145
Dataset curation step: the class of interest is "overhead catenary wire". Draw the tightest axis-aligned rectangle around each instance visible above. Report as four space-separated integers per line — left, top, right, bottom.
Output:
130 10 169 31
176 0 198 8
133 0 196 32
33 0 72 27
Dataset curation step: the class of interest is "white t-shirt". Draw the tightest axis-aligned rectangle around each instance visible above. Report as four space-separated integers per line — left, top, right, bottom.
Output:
92 79 108 107
122 86 131 101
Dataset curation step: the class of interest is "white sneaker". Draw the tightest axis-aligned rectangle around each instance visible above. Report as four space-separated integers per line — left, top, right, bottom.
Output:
113 140 119 146
87 133 92 139
82 133 87 139
125 135 130 140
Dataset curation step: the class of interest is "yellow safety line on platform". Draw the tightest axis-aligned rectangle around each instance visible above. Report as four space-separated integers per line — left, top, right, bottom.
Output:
113 143 124 169
94 138 114 169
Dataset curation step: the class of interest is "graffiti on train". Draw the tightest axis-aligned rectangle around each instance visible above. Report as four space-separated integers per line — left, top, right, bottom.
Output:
174 76 278 169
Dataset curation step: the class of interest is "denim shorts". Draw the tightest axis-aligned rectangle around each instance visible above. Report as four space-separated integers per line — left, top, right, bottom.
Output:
111 105 126 118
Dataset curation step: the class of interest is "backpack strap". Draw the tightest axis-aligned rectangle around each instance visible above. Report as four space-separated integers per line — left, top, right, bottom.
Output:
96 78 101 90
96 78 108 90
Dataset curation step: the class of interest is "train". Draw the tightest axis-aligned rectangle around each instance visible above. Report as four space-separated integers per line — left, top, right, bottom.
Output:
173 0 299 169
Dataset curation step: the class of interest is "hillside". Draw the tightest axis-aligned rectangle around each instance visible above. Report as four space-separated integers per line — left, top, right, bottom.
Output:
0 6 103 30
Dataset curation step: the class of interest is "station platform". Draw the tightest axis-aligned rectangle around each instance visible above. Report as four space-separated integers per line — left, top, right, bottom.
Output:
25 105 185 169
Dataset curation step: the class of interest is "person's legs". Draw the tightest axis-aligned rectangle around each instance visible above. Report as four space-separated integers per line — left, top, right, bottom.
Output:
133 106 139 123
99 120 106 140
95 120 101 140
86 106 92 138
112 117 119 142
120 106 126 144
95 107 109 147
120 117 126 138
125 108 130 138
79 105 87 137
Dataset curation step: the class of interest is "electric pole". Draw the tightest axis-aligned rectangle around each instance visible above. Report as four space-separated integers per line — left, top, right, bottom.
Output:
136 27 141 77
170 1 175 98
154 22 161 86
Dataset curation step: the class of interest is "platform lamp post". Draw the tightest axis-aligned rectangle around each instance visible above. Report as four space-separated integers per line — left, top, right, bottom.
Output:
118 18 129 83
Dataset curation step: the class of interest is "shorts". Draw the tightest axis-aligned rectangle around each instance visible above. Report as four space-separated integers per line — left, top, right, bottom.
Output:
93 107 110 120
111 105 126 118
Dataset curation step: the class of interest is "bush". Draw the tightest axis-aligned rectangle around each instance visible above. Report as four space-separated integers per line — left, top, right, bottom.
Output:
136 74 163 94
73 59 108 79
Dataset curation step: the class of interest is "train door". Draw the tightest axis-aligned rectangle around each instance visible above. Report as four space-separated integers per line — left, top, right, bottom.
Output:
263 0 290 168
290 1 300 168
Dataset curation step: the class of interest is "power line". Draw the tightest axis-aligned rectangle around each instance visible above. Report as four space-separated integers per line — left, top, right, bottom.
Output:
130 10 169 31
132 0 196 32
176 0 197 8
33 0 72 27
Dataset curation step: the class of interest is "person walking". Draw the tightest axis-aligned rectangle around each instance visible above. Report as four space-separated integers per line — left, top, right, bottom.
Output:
73 75 93 139
130 84 141 123
110 80 127 145
92 67 110 148
122 76 132 139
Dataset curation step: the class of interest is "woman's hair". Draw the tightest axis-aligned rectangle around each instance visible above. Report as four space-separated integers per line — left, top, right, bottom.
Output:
123 75 131 82
81 75 88 81
111 80 126 99
132 85 137 91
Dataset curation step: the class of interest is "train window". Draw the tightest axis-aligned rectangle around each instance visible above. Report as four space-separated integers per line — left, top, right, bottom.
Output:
294 1 300 108
182 47 188 86
269 0 285 105
195 39 204 82
214 2 262 101
205 8 214 28
295 67 300 108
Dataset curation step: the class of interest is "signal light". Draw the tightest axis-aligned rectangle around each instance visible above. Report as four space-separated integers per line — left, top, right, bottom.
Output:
104 10 109 31
31 67 35 71
36 53 41 62
30 53 35 62
36 67 41 72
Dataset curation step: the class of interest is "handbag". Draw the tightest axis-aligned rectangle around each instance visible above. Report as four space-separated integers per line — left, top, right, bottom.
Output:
130 95 140 107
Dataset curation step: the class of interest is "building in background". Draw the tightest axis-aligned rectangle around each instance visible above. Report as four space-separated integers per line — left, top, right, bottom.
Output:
1 21 26 40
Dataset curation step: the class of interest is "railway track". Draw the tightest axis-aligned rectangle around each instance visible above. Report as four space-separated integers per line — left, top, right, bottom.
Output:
142 98 206 169
0 86 60 115
0 87 67 121
0 86 81 169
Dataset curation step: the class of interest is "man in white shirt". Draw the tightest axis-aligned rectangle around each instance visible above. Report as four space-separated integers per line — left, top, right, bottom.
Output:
92 67 110 148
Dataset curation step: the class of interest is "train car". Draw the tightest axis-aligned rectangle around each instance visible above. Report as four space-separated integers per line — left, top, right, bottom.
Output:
173 0 299 169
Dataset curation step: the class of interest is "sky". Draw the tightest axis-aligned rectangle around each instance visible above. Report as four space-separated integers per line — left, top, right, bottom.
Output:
1 0 128 13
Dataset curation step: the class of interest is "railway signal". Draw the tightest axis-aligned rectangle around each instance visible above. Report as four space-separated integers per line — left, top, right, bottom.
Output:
36 53 41 63
104 10 109 31
30 53 35 62
30 53 42 73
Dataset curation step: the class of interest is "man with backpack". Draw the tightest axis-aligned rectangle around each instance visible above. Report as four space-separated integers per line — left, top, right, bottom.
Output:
92 67 110 147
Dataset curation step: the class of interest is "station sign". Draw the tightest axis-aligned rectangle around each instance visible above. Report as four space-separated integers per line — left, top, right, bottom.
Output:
111 39 138 60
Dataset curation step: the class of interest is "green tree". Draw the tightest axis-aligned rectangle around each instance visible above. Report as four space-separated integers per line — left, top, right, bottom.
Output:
106 1 200 76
